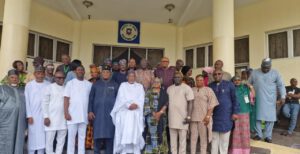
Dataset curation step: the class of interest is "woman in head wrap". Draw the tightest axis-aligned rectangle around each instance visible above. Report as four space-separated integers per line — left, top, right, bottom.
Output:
143 77 169 153
89 64 100 83
181 65 195 87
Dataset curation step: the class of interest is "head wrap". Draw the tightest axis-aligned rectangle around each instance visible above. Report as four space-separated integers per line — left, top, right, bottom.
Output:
231 76 241 81
181 66 191 76
202 67 214 74
90 65 100 74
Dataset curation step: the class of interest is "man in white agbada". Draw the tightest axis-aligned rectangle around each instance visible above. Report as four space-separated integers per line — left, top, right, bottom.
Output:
25 66 50 154
111 70 145 154
64 65 92 154
42 71 67 154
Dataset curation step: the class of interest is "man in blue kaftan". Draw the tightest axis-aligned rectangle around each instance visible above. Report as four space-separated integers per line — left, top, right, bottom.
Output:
88 66 119 154
249 58 286 143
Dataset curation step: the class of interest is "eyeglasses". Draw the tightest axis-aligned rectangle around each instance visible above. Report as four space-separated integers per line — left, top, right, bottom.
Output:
213 73 222 76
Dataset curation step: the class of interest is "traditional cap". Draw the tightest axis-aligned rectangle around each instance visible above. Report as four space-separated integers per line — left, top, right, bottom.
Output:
34 65 45 72
102 65 111 71
7 69 19 76
112 61 119 65
119 59 127 66
261 58 272 67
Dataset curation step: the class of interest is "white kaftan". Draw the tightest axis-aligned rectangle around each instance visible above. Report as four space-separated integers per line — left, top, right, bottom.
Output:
111 82 145 154
42 83 67 131
25 80 50 150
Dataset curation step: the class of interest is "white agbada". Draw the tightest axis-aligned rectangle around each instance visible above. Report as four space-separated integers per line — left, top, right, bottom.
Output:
111 82 145 154
63 78 92 125
42 83 66 131
25 80 50 150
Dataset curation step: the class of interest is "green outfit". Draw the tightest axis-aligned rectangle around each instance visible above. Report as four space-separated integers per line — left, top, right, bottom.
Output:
235 84 251 113
236 84 256 131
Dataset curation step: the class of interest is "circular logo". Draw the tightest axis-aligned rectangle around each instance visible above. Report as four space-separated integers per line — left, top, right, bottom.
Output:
120 23 138 41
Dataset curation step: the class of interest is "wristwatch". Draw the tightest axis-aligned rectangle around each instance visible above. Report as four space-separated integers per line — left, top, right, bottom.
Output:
186 116 191 120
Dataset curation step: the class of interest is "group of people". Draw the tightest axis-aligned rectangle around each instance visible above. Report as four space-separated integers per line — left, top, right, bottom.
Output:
0 53 299 154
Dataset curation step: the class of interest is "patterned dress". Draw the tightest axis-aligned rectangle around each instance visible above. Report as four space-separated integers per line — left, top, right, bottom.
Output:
144 89 168 154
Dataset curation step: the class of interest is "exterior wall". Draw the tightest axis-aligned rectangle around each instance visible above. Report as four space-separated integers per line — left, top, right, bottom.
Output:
78 20 177 69
182 0 300 84
0 0 300 83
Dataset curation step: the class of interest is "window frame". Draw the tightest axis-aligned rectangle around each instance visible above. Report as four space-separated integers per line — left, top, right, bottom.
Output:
28 31 72 62
184 43 213 68
234 35 250 67
92 44 164 66
265 27 300 59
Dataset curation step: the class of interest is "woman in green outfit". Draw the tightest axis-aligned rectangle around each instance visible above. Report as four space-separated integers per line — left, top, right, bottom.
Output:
229 76 255 154
1 60 27 87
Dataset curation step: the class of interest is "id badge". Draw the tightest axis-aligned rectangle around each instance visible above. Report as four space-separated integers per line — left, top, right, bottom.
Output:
244 95 250 103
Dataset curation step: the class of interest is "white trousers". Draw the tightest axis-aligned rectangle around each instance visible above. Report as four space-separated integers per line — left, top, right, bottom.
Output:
169 128 187 154
67 123 87 154
45 130 67 154
211 131 231 154
28 149 45 154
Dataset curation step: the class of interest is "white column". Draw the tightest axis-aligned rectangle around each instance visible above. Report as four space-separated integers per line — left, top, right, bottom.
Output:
212 0 234 74
0 0 32 78
176 27 184 61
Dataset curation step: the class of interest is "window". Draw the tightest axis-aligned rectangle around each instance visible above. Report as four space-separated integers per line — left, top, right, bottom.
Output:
39 36 53 60
184 43 213 68
268 32 288 59
93 45 164 68
56 41 70 62
235 37 249 64
196 47 205 68
185 49 194 68
267 27 300 59
293 29 300 57
27 32 72 62
93 45 111 66
27 33 35 57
